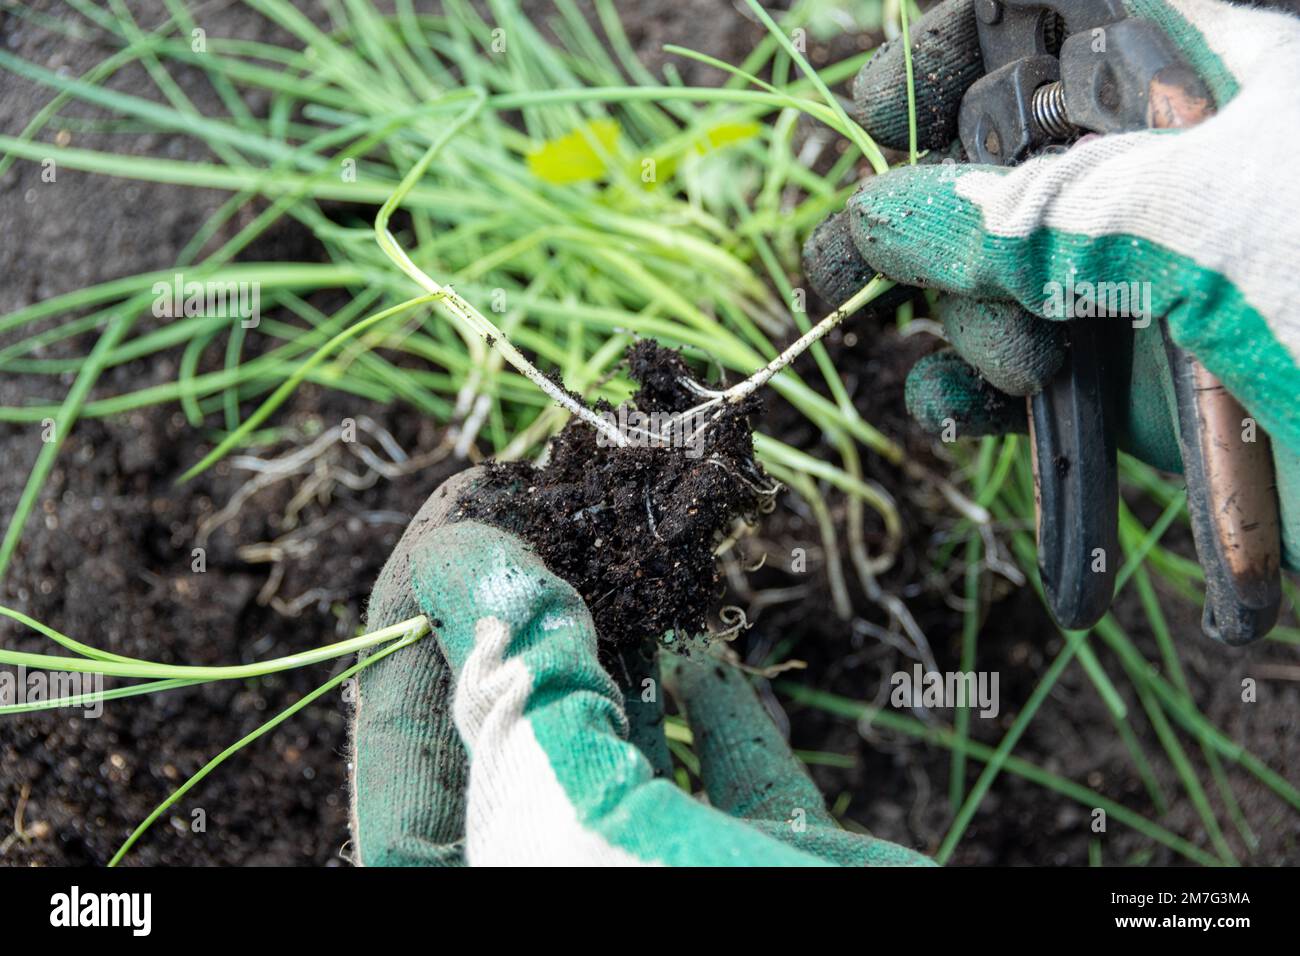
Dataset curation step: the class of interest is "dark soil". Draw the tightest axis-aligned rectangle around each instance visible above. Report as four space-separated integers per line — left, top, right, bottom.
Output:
460 342 765 651
1 0 1298 869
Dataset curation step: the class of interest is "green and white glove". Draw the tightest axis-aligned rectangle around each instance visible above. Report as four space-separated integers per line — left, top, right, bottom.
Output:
804 0 1300 567
349 469 933 866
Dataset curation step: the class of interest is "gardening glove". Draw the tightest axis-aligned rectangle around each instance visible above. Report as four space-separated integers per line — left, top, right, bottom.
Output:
348 468 478 866
803 0 1300 568
351 469 933 866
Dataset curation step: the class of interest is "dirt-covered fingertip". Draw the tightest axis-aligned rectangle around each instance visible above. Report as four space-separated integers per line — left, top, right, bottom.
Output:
851 0 984 151
904 349 1027 438
938 297 1066 397
802 209 877 307
801 209 917 318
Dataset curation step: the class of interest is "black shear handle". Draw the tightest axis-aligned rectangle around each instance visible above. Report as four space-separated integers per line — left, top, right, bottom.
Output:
1029 321 1122 630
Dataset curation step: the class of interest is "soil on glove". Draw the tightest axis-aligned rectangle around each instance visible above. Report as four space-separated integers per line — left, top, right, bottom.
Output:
459 342 767 652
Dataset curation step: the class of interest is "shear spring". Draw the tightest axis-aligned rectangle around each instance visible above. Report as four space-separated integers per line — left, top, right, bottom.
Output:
1031 81 1074 139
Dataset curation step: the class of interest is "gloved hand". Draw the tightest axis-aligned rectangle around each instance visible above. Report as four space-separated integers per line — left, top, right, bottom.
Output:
803 0 1300 568
349 468 933 866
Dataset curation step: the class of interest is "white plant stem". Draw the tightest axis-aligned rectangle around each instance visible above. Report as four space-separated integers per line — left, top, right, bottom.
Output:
661 277 895 446
720 276 893 405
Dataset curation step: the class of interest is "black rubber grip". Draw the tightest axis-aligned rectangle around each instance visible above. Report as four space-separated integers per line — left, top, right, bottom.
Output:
1030 318 1121 631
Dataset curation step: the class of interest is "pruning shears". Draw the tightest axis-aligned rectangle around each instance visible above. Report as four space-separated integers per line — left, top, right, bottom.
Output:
956 0 1282 641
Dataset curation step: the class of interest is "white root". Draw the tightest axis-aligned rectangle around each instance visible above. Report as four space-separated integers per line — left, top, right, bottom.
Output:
718 277 891 406
641 277 895 448
713 605 753 641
